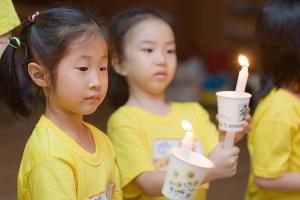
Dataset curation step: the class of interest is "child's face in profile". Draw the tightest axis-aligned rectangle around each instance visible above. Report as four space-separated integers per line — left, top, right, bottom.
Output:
49 33 109 116
121 18 177 95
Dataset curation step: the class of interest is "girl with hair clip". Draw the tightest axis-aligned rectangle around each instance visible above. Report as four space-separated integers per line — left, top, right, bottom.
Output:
107 7 252 200
0 7 122 200
246 0 300 200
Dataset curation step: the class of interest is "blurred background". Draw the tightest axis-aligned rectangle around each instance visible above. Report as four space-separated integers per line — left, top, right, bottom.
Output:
0 0 265 199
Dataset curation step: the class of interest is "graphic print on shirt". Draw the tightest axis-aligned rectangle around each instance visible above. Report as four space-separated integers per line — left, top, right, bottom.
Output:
89 183 114 200
153 139 203 170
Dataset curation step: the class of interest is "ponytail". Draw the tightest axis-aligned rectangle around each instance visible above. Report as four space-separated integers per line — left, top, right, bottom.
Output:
0 38 30 116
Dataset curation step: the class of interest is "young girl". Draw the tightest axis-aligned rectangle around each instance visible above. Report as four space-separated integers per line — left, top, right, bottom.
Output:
246 0 300 199
107 7 251 200
0 7 122 200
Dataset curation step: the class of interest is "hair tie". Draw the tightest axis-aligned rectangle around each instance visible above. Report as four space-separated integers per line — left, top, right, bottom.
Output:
28 11 39 23
8 37 21 49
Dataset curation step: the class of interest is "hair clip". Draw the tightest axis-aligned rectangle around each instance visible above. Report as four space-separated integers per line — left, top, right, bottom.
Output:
28 11 39 23
8 37 21 49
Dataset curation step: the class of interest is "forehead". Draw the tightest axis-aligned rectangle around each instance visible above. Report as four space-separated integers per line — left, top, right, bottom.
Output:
126 18 175 44
66 33 108 58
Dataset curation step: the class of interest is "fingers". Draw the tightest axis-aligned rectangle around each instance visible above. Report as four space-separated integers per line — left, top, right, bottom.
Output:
246 107 250 115
243 120 252 133
219 131 226 142
245 114 252 123
232 146 240 156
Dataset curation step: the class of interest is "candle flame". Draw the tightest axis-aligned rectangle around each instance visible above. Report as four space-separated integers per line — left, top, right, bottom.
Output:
238 55 249 68
181 120 193 131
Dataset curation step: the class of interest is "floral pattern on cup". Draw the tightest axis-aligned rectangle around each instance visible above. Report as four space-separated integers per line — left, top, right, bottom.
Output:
168 169 199 198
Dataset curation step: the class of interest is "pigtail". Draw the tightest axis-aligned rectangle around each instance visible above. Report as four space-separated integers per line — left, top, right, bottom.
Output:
0 38 30 116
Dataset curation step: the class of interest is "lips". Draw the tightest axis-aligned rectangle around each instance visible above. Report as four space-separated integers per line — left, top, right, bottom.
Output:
85 95 100 101
154 71 167 79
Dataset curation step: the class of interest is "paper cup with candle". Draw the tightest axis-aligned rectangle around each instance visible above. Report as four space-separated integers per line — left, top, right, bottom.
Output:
216 91 251 132
162 147 214 200
216 54 252 148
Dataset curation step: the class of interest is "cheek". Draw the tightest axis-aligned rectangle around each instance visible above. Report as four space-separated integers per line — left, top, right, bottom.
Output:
101 73 109 90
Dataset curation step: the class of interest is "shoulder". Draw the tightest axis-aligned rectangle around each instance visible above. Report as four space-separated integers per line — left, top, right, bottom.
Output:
108 106 141 128
255 89 300 123
23 117 72 164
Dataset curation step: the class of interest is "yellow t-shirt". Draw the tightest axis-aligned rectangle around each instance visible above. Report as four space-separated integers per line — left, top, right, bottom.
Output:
245 89 300 200
0 0 20 35
107 102 219 200
18 116 122 200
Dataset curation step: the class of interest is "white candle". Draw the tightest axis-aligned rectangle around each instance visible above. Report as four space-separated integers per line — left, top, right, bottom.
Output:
181 120 194 150
223 54 250 149
235 55 249 95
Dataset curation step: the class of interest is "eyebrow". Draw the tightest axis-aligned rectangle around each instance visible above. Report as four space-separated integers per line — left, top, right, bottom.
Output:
140 40 175 45
79 55 108 60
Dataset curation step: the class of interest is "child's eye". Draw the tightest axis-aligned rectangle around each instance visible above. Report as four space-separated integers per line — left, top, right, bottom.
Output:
76 66 88 71
167 49 176 54
99 66 107 71
142 48 153 53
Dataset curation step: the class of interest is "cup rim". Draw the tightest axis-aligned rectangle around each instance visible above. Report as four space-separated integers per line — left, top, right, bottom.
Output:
216 91 252 99
171 147 214 168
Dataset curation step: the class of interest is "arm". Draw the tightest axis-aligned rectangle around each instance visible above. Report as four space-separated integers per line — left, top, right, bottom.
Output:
107 114 155 198
255 173 300 191
135 171 166 196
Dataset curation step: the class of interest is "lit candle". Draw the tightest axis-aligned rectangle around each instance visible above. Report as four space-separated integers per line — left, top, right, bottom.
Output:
235 55 249 95
181 120 194 150
223 54 250 149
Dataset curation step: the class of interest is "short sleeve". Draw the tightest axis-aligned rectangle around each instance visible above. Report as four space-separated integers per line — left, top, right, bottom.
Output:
252 120 291 178
107 112 154 197
0 0 20 35
29 158 76 200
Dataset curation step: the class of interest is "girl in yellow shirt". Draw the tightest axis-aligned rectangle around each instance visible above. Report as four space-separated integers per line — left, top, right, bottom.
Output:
0 7 122 200
246 0 300 199
107 6 251 200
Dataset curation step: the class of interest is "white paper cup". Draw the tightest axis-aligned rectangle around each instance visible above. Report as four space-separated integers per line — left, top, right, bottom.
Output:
216 91 252 132
162 148 214 200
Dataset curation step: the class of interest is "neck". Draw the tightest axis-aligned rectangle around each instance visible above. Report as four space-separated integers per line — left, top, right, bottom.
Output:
282 86 300 100
44 102 85 140
126 86 171 116
43 96 95 153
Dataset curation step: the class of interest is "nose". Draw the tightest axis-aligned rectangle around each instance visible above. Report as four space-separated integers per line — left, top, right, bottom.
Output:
155 50 167 66
88 70 101 90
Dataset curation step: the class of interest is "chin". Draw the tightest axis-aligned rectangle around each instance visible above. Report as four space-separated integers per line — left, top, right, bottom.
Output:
82 107 99 115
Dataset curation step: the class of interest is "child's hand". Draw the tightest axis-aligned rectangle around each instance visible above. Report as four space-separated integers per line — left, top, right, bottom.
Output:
206 142 240 181
241 107 252 134
219 107 252 143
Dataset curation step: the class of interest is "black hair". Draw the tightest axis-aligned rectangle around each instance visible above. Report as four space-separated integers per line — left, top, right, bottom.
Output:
108 6 175 108
0 6 112 117
256 0 300 96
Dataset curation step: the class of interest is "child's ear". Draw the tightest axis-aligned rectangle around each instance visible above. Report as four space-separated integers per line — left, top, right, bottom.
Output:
27 62 50 87
113 63 128 76
112 54 127 76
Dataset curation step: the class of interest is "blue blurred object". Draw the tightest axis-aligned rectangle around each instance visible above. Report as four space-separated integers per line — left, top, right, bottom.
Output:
202 73 233 91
